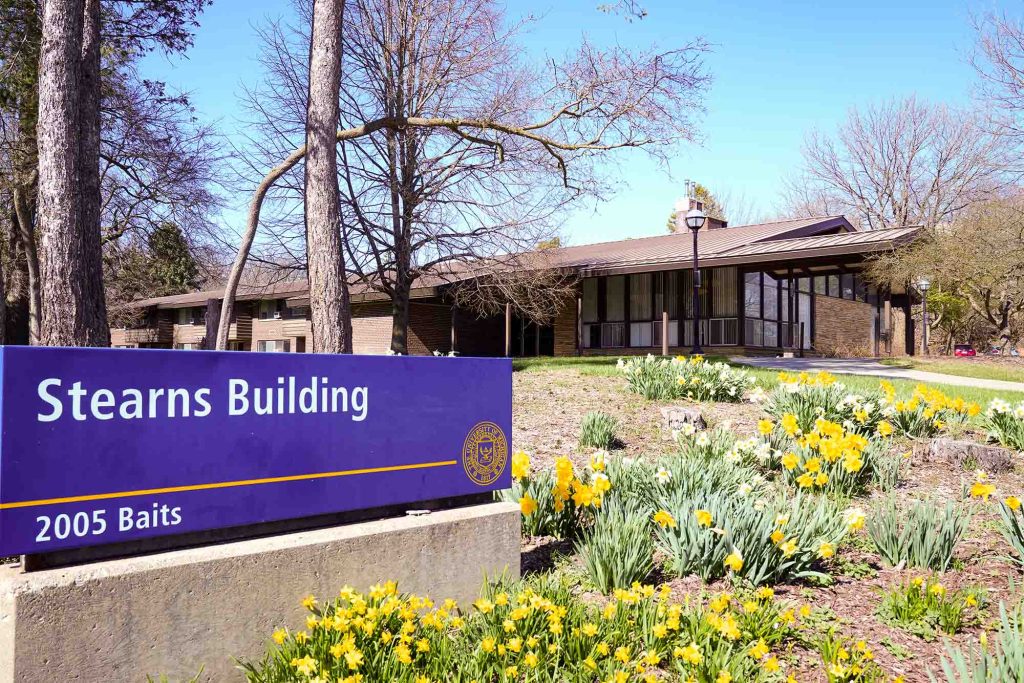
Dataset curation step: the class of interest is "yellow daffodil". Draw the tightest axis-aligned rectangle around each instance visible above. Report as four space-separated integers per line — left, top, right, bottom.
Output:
724 550 743 572
653 509 677 529
1005 496 1022 511
519 494 538 516
694 509 713 527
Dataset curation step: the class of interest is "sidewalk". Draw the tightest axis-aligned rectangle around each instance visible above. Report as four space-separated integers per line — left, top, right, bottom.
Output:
731 356 1024 393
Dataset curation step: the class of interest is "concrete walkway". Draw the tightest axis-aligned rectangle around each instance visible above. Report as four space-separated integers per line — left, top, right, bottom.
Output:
731 356 1024 393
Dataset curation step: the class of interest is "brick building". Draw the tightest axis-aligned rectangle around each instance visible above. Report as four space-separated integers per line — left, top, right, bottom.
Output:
111 214 922 357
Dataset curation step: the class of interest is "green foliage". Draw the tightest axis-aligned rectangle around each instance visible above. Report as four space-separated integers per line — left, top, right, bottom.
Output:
868 497 971 571
654 490 847 586
576 500 654 593
619 355 754 402
578 411 618 450
147 222 201 295
983 399 1024 451
996 498 1024 568
817 632 887 682
240 577 801 683
929 603 1024 682
765 372 885 437
877 576 984 641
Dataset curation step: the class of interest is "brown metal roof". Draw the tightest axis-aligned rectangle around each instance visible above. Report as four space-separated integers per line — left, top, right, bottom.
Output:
547 215 856 274
713 226 919 260
127 215 914 309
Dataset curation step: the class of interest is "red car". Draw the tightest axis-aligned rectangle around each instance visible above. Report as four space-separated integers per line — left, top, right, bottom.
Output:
954 344 977 357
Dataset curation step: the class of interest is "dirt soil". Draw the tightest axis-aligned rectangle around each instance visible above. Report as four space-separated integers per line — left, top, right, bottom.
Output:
512 366 1024 682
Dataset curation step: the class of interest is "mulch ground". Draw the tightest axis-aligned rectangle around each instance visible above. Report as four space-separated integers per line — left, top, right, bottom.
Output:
511 367 1024 682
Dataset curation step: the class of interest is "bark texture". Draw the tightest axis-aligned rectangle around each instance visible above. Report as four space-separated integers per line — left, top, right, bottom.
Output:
304 0 351 353
36 0 108 347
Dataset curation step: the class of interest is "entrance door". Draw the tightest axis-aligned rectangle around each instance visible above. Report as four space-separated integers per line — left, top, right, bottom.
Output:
511 318 554 356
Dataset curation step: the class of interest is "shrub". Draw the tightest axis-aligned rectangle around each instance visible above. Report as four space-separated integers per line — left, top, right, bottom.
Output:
240 578 806 683
868 496 971 571
774 417 893 497
766 371 885 437
618 354 677 400
654 490 848 586
983 398 1024 452
817 632 887 683
879 381 979 438
673 355 756 402
498 452 608 538
619 355 754 403
576 499 654 593
877 575 984 640
929 603 1024 682
996 495 1024 568
579 411 619 450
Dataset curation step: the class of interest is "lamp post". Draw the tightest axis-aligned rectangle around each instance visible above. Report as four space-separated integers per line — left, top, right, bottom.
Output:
916 277 931 356
676 201 707 353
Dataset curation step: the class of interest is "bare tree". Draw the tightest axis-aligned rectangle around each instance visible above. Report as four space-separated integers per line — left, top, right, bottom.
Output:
217 0 708 350
867 198 1024 349
973 11 1024 143
304 0 351 353
783 97 1017 230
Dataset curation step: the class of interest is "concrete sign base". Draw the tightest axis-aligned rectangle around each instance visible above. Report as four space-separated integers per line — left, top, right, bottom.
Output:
0 502 520 682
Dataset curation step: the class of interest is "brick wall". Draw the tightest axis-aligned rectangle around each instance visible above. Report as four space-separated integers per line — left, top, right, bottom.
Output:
814 296 876 356
407 302 453 355
553 299 578 356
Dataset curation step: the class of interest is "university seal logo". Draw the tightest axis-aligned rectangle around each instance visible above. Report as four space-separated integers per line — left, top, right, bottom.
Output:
462 421 508 486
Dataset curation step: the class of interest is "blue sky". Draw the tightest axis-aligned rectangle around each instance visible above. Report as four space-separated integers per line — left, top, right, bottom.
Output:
143 0 995 246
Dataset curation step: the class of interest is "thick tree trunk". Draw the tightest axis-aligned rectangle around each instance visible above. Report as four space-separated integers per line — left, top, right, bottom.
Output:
304 0 351 354
76 0 108 345
390 279 411 354
36 0 108 346
37 0 85 346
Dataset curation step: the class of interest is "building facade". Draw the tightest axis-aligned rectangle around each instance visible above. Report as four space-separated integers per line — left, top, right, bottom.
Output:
111 215 921 358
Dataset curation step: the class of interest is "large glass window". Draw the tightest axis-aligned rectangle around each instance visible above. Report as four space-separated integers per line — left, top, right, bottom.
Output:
710 267 738 317
606 276 625 322
744 272 761 318
654 272 679 319
763 275 779 321
581 279 599 323
629 273 652 320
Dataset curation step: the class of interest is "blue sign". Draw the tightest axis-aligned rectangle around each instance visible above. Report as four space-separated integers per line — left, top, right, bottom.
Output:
0 347 512 555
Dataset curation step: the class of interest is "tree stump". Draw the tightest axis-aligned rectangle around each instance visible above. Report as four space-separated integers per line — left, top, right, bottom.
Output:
661 406 706 439
921 438 1015 473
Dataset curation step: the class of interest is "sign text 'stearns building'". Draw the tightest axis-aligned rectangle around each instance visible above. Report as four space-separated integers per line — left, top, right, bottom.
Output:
0 347 512 555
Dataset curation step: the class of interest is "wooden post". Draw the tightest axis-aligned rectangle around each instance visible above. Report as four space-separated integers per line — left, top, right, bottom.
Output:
534 322 541 356
450 306 457 355
661 310 669 356
576 296 582 355
883 295 892 356
505 302 512 357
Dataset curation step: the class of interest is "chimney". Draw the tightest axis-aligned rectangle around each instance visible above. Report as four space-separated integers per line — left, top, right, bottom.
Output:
680 180 728 230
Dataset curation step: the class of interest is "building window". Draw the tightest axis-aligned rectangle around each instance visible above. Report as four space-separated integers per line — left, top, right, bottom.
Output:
744 272 761 318
605 276 625 322
174 342 199 350
177 307 204 326
257 339 291 352
285 305 310 319
259 300 284 320
581 279 599 323
709 267 738 317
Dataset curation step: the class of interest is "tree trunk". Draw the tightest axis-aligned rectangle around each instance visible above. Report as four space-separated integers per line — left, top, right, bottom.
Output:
76 0 109 345
12 184 41 344
36 0 108 346
390 279 411 354
304 0 351 354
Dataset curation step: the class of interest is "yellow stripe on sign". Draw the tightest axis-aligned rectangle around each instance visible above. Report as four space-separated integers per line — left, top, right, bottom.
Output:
0 460 458 510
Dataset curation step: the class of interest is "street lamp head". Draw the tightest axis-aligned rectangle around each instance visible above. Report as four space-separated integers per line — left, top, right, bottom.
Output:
916 277 931 292
685 208 707 232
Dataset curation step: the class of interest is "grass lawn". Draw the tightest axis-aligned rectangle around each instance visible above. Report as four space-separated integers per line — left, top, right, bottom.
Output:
514 354 1024 404
880 356 1024 384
